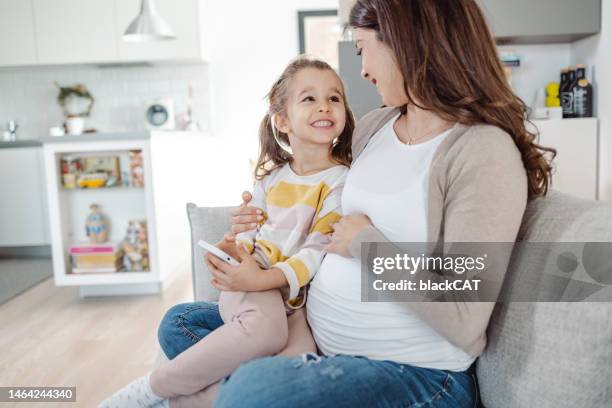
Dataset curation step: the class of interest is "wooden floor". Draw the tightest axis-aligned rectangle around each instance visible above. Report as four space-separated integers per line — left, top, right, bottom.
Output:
0 268 193 407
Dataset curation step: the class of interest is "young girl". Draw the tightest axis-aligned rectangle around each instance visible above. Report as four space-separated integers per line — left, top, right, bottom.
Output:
99 57 355 408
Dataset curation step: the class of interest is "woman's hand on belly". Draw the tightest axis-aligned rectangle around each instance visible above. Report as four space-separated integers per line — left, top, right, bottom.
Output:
327 214 372 257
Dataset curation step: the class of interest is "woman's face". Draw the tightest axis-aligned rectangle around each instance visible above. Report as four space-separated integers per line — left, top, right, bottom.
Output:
353 28 409 107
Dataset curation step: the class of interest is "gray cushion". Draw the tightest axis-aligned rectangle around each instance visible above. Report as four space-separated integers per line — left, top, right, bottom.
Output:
186 203 233 302
477 191 612 407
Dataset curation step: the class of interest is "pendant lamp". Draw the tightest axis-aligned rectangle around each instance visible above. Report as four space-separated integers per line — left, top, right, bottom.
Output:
123 0 176 42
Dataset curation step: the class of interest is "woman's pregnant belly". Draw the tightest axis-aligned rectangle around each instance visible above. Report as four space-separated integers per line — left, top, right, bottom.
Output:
307 253 476 371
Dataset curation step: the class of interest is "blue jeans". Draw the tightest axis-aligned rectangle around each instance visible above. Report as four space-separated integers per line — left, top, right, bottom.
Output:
158 301 224 360
215 353 478 408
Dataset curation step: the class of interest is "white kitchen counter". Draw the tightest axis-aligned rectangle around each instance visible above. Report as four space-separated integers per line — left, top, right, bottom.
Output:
40 131 151 144
0 140 42 148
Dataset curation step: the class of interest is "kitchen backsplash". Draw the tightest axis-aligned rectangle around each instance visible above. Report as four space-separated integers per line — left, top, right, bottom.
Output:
0 63 210 140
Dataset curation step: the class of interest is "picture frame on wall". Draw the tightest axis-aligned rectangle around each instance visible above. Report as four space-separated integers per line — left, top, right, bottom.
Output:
298 10 342 70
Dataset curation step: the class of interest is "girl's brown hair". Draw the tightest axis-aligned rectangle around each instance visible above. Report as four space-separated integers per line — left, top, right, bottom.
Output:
350 0 555 198
255 57 355 180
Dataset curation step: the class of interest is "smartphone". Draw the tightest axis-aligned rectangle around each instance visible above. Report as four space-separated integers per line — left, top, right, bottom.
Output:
198 240 240 266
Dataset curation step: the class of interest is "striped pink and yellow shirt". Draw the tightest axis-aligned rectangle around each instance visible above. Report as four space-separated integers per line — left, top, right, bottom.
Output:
236 163 347 302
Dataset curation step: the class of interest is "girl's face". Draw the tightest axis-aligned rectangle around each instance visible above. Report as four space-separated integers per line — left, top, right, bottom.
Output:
277 68 347 150
353 28 409 107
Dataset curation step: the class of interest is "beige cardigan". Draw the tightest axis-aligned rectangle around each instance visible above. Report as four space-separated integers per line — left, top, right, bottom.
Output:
349 107 528 357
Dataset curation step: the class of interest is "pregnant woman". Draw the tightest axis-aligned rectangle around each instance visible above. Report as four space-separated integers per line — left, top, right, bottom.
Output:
221 0 554 406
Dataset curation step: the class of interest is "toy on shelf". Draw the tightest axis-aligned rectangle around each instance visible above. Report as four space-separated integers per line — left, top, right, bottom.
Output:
60 155 82 189
77 173 109 188
119 220 149 272
129 150 144 187
85 203 109 243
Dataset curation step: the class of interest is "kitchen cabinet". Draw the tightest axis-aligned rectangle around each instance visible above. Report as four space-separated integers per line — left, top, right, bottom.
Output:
477 0 601 44
0 147 50 247
0 0 37 66
33 0 118 64
0 0 207 67
532 118 598 200
115 0 207 62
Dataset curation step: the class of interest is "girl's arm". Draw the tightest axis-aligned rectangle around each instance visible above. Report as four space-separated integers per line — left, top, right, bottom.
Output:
272 181 343 301
212 178 344 297
206 248 288 292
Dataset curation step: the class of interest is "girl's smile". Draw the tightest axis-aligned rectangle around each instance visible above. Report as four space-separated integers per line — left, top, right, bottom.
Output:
311 119 335 129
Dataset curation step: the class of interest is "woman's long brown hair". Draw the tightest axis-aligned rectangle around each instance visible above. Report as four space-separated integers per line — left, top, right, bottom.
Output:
255 57 355 180
350 0 555 198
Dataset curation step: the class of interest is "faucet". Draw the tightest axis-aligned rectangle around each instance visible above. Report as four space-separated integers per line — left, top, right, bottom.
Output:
3 120 18 142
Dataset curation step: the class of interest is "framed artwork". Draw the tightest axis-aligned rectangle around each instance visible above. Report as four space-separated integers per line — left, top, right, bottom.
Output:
298 10 342 69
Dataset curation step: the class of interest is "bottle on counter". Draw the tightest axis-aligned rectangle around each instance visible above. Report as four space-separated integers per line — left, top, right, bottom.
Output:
561 67 576 118
560 69 569 93
572 64 593 118
573 64 587 86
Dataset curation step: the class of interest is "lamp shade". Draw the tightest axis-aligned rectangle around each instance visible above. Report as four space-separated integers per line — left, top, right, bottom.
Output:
123 0 176 42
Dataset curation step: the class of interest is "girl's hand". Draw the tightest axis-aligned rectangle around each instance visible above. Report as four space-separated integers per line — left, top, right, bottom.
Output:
206 244 268 292
227 191 264 239
326 214 372 257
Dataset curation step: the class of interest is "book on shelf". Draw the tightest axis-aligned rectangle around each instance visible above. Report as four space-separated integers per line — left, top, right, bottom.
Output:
71 266 121 274
69 242 121 255
70 241 123 272
72 253 120 267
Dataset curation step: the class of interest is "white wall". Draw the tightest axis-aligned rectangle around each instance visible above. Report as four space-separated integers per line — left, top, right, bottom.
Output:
201 0 338 192
0 64 210 139
571 0 612 202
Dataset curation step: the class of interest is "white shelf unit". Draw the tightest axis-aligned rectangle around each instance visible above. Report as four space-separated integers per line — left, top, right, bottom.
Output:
43 138 161 296
42 131 251 297
531 118 598 200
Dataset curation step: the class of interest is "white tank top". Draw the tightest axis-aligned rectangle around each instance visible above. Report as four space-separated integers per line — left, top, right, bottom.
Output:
307 113 475 371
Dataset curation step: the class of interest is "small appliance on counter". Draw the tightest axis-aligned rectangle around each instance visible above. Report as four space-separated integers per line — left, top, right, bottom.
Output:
144 98 175 130
2 120 18 142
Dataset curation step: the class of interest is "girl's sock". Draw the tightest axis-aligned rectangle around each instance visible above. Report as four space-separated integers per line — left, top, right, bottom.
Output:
98 372 169 408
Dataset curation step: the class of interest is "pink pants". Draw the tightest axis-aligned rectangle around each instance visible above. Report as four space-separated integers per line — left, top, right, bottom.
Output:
149 289 317 408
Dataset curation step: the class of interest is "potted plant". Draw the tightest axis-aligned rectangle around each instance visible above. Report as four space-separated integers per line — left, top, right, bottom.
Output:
55 83 95 135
